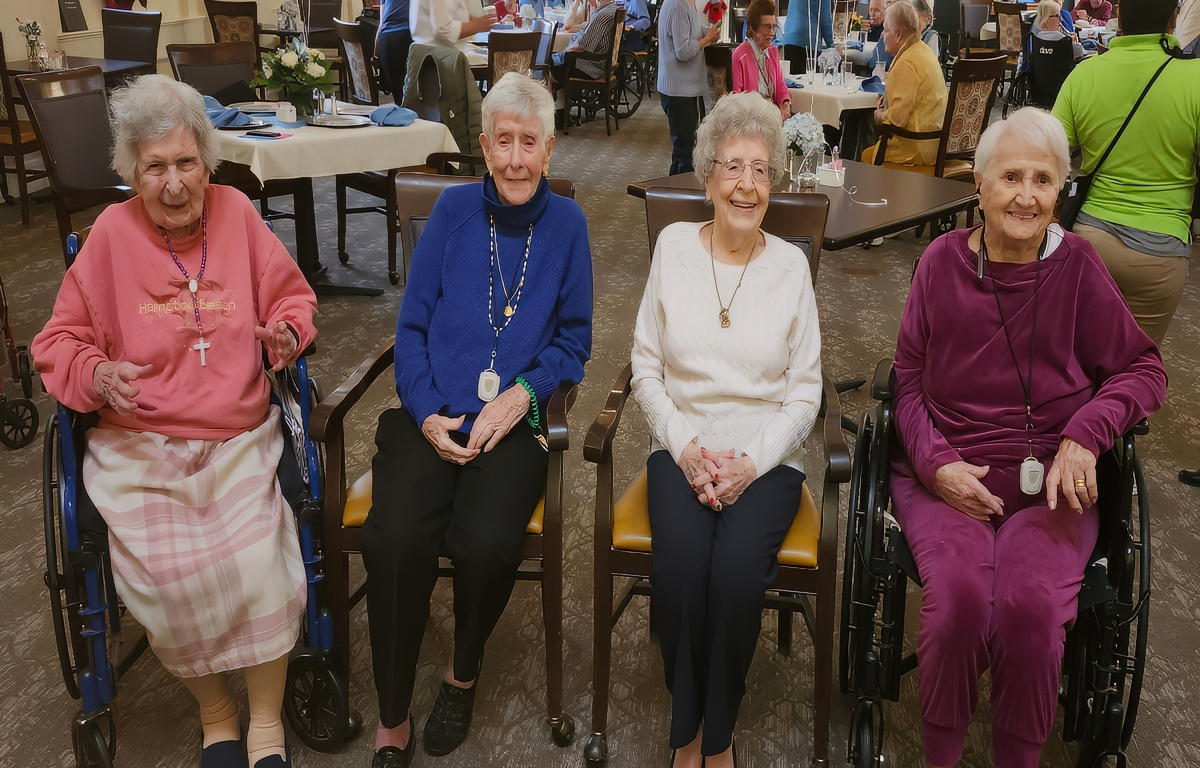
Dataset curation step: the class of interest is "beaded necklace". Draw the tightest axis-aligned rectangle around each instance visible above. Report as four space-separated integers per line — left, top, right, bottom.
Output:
477 215 534 402
160 206 210 366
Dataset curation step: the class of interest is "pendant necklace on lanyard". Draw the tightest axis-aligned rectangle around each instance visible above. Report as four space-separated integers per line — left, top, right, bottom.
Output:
479 215 533 402
981 227 1047 495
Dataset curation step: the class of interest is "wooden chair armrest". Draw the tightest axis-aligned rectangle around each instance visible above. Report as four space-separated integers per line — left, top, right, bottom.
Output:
309 338 395 445
545 381 577 453
876 123 942 142
821 374 852 483
870 358 895 401
583 363 633 464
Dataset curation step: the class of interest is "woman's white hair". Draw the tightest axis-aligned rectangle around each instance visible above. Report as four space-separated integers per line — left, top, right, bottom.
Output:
1035 0 1062 30
109 75 219 186
692 92 788 186
910 0 934 24
974 107 1070 187
482 72 556 147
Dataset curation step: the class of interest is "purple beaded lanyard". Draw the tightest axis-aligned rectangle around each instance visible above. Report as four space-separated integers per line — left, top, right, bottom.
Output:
159 206 210 366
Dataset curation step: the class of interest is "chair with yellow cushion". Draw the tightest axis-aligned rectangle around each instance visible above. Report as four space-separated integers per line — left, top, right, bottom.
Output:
581 187 851 767
309 172 580 749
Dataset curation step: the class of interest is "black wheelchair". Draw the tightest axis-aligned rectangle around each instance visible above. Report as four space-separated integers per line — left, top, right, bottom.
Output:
840 360 1150 768
41 273 361 765
0 269 38 449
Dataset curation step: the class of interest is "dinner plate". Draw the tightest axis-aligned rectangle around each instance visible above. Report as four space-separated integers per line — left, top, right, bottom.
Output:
217 118 270 131
305 114 371 128
228 101 281 113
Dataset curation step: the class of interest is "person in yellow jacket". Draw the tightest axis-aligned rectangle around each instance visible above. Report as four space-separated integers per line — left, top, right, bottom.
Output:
860 1 946 171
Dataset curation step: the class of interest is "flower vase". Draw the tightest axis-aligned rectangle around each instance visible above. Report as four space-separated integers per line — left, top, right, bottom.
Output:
792 150 819 190
283 85 316 118
26 38 43 67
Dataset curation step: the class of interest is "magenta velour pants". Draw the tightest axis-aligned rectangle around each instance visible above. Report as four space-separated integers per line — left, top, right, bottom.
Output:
891 464 1099 768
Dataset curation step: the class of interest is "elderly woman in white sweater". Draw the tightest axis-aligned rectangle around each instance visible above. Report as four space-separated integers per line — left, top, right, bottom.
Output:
631 92 822 768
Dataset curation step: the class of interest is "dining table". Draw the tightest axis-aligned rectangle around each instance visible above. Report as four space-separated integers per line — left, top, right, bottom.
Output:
627 160 977 251
214 107 459 297
787 76 881 128
473 26 572 52
4 55 154 89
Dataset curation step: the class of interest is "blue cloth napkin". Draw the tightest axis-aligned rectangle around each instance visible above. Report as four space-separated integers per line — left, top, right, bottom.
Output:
203 95 253 128
847 40 863 51
1081 38 1098 51
785 78 803 89
859 75 886 94
370 105 419 127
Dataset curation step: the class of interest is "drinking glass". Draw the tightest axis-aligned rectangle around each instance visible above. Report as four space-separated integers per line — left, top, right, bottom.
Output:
842 61 856 92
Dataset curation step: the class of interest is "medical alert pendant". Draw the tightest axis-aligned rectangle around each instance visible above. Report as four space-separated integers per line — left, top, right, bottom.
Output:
504 305 514 317
189 279 198 294
1020 456 1044 495
478 369 500 402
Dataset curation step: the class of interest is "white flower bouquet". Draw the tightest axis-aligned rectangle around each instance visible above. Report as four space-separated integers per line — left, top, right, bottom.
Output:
251 40 335 116
782 111 824 157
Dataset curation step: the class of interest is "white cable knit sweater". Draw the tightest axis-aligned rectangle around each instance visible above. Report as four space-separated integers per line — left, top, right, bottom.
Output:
631 221 823 476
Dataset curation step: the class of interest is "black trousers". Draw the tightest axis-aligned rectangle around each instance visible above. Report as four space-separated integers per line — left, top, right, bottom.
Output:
377 28 413 97
660 94 701 176
362 407 548 728
647 450 805 755
783 44 811 74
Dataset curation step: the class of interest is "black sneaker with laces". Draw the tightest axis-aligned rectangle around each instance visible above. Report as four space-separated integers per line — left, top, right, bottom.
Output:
422 681 477 756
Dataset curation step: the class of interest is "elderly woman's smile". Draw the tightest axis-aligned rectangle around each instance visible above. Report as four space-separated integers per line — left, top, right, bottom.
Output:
135 127 208 237
481 113 555 206
977 140 1061 253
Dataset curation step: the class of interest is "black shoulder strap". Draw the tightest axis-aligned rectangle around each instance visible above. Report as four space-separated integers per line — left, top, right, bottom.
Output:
1087 56 1173 176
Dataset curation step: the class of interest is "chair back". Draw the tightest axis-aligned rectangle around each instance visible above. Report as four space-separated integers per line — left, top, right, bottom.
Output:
396 172 575 273
530 19 560 84
993 2 1027 55
487 31 541 86
608 7 626 72
101 8 162 65
302 0 342 48
205 0 262 45
1027 34 1075 108
959 1 990 50
934 54 1007 173
705 43 734 101
0 33 27 142
334 17 380 105
643 186 829 284
167 41 258 97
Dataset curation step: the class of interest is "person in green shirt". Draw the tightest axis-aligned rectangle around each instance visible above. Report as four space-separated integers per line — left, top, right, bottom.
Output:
1051 0 1199 348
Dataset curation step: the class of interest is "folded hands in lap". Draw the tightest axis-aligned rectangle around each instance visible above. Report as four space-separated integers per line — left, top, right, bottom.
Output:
421 385 531 464
679 442 757 511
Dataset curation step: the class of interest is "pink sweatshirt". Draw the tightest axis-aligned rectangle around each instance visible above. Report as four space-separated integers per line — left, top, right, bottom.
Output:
33 185 317 440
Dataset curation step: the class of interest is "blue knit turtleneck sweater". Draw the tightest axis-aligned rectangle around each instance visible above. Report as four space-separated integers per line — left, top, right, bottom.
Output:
394 174 593 432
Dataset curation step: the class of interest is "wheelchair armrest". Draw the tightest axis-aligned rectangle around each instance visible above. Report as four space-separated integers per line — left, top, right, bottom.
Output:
583 362 634 465
1130 418 1149 436
870 358 895 402
821 374 852 483
309 338 395 445
564 50 610 75
545 381 577 453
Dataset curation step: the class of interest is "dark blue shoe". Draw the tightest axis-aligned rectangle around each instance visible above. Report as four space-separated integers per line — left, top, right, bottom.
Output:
200 740 247 768
250 753 290 768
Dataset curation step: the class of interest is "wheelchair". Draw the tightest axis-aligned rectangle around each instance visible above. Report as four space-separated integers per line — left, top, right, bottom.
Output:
840 360 1150 768
0 270 38 449
41 298 361 766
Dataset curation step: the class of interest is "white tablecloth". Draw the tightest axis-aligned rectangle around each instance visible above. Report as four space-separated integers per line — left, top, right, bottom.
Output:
474 28 573 52
788 78 880 127
845 41 877 67
215 118 459 183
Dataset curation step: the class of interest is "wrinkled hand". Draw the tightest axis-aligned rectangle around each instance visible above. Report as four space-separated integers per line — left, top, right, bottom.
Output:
466 385 529 452
703 447 757 507
1046 437 1097 512
700 24 721 46
93 361 153 417
422 414 479 464
254 321 298 371
686 445 732 508
934 461 1004 521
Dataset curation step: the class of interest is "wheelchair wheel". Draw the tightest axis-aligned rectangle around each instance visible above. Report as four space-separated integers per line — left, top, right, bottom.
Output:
612 50 644 120
284 653 360 752
71 716 115 768
847 698 882 768
18 345 33 399
0 396 39 448
839 412 875 695
44 414 86 700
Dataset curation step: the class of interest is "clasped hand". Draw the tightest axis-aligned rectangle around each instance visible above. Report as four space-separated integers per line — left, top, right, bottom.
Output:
93 360 154 417
679 442 756 510
254 321 299 371
421 385 530 464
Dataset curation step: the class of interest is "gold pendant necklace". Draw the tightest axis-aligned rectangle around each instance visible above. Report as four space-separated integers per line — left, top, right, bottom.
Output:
709 225 754 328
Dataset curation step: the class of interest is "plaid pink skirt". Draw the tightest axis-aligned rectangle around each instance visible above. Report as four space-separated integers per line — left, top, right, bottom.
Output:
83 407 305 678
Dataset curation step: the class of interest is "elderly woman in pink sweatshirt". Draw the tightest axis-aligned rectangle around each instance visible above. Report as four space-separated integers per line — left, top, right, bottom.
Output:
33 75 316 768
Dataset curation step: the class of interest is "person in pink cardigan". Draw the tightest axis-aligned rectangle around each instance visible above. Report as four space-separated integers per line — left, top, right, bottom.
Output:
731 0 792 120
33 75 316 768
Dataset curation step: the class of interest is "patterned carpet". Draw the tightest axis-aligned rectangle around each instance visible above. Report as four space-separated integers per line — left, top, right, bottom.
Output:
2 100 1199 768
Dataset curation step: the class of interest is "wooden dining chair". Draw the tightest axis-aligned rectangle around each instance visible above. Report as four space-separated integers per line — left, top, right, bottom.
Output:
486 31 542 88
101 8 162 67
203 0 271 66
14 67 133 262
705 43 735 102
0 32 49 228
301 0 342 49
562 7 626 135
582 186 848 767
529 19 561 87
309 172 581 750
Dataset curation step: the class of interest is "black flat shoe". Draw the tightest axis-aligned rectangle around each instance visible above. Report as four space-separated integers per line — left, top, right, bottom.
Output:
1180 468 1200 487
422 681 477 756
200 740 247 768
372 715 415 768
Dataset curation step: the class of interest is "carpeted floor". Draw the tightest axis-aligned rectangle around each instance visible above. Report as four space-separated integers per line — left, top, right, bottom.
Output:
2 99 1199 768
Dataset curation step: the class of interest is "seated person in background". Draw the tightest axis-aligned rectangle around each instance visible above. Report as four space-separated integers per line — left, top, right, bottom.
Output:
1073 0 1112 26
732 0 792 119
410 0 498 51
363 73 592 768
624 0 652 51
866 0 884 41
632 92 822 768
891 106 1165 768
563 0 591 31
1026 0 1085 63
911 0 940 58
1176 0 1200 51
861 1 946 171
549 0 620 84
782 0 833 74
33 75 317 768
861 0 896 74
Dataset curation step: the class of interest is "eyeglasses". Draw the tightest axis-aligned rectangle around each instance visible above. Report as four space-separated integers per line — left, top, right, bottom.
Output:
713 157 776 184
139 158 202 179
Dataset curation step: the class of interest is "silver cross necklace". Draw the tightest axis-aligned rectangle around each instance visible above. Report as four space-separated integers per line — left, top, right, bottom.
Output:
160 206 211 366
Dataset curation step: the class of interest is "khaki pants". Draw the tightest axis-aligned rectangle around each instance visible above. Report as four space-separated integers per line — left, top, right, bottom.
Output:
1074 223 1190 347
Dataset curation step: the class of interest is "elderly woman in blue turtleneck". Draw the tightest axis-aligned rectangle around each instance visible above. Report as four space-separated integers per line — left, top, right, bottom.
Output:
361 71 593 768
